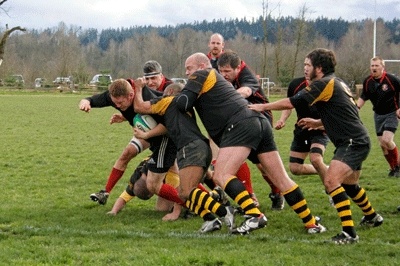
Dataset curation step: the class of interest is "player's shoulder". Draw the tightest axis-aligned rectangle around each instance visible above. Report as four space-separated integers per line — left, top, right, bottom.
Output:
142 86 163 100
385 72 400 82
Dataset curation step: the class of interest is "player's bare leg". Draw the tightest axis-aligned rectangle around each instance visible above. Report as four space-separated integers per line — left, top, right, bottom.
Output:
162 203 182 221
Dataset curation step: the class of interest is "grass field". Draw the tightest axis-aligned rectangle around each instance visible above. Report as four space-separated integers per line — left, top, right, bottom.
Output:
0 91 399 265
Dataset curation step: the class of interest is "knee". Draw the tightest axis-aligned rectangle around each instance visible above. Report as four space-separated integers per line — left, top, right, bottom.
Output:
178 191 190 201
119 147 138 164
379 136 394 149
289 156 305 175
309 154 323 168
323 178 336 191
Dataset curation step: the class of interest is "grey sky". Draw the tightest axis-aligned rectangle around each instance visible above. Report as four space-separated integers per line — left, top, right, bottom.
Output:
2 0 399 30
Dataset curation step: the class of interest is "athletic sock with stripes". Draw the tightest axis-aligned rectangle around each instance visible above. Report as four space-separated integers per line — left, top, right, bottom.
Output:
283 185 315 227
329 186 357 238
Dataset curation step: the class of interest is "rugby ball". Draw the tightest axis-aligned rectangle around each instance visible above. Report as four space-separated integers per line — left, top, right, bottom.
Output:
133 114 158 132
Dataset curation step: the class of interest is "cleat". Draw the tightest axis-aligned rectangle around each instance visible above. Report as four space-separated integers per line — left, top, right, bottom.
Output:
269 193 284 210
209 189 220 202
388 166 400 177
182 209 196 219
234 206 245 216
250 193 260 208
199 218 222 233
306 216 327 234
360 213 383 227
224 206 235 230
331 231 359 244
210 186 230 206
90 189 109 205
231 214 267 235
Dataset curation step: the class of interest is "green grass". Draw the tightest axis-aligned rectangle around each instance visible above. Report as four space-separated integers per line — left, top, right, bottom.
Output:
0 91 399 265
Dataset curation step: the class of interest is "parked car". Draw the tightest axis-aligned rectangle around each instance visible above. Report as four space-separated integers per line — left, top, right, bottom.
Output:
89 74 113 86
5 74 24 87
35 78 46 88
53 77 71 85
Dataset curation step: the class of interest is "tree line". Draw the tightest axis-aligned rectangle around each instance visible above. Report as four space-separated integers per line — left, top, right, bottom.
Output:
1 14 400 89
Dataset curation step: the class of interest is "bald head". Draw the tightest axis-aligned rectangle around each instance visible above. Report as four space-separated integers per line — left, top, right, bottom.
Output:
209 33 224 43
185 52 212 76
208 33 224 58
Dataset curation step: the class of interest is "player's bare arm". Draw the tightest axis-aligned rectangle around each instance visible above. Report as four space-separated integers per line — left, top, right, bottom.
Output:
396 109 400 119
249 98 294 112
248 103 268 112
236 86 252 98
297 118 324 131
79 99 91 112
133 78 152 114
275 109 292 130
134 123 167 140
109 113 126 124
356 98 365 110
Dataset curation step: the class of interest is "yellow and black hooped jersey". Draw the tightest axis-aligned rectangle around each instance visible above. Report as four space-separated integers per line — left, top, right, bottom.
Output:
290 74 369 147
181 68 264 145
149 96 208 150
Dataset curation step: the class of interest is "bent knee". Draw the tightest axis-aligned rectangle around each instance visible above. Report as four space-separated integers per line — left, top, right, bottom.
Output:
289 164 304 175
119 146 138 162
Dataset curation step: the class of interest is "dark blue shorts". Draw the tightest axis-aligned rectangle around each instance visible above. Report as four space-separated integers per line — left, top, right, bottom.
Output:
177 139 212 170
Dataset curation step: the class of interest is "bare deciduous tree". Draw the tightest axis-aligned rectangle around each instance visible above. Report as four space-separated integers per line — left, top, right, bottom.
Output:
261 0 273 78
290 3 309 78
0 0 26 66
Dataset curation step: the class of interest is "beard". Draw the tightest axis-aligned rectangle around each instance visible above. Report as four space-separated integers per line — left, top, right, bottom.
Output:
309 68 317 81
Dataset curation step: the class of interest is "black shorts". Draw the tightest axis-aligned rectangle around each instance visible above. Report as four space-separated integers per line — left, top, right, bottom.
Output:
332 137 370 171
290 128 329 153
374 111 398 136
147 136 177 173
177 139 212 170
219 117 277 164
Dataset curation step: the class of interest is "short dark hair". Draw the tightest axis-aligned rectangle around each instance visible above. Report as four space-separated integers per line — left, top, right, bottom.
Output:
108 79 132 97
217 49 241 69
306 48 336 75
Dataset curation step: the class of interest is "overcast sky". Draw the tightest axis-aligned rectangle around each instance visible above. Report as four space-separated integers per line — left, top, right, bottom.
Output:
2 0 399 30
